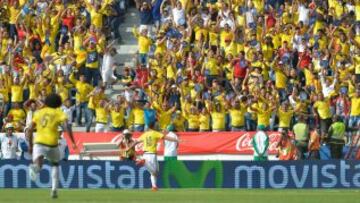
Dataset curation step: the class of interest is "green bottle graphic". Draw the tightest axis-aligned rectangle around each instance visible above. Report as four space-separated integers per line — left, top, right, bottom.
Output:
162 161 223 188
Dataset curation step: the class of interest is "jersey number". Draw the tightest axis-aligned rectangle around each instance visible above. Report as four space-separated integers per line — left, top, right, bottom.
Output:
40 114 51 128
145 136 152 147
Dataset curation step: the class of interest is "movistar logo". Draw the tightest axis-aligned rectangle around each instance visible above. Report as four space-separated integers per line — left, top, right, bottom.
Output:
162 161 223 188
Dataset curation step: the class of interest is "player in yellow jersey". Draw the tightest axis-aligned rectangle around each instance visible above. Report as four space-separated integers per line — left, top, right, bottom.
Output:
134 122 178 191
27 94 77 199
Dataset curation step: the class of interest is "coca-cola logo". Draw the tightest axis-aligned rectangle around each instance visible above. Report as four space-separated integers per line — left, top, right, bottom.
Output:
236 132 281 153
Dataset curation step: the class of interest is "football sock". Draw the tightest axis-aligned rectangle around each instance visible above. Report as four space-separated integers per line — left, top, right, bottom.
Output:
150 174 157 188
51 166 59 191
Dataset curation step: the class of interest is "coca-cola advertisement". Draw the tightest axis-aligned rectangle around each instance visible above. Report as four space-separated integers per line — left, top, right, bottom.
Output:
64 132 284 155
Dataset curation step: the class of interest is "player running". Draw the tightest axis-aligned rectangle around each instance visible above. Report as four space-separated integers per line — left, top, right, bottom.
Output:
135 122 178 191
27 93 77 198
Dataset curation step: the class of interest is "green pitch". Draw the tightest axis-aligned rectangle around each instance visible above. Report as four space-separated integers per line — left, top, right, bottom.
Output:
1 189 360 203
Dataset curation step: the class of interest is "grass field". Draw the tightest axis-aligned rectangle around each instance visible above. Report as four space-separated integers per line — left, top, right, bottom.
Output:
1 189 360 203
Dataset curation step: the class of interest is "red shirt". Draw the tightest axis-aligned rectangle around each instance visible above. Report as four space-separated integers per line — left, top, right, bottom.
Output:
298 52 311 69
266 14 276 29
134 67 149 87
233 59 248 79
62 16 75 31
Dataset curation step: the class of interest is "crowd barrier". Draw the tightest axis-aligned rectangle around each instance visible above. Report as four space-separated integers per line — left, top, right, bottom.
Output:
1 160 360 189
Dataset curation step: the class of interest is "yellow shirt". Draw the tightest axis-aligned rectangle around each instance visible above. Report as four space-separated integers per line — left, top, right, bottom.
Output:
33 107 67 146
110 109 125 128
229 108 246 127
11 85 24 103
133 29 152 54
256 108 272 127
278 109 294 128
69 74 93 103
211 111 226 130
8 109 25 122
0 87 9 102
199 113 210 131
95 107 108 123
186 114 200 129
9 6 20 24
314 100 332 119
350 96 360 116
275 69 287 89
131 108 145 125
158 109 173 130
139 130 164 153
89 8 104 29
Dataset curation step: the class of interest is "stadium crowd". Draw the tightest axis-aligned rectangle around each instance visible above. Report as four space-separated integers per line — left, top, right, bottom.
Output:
0 0 359 160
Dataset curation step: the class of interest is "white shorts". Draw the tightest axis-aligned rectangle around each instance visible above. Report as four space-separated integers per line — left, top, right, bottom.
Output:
95 123 106 132
143 153 159 174
32 144 60 163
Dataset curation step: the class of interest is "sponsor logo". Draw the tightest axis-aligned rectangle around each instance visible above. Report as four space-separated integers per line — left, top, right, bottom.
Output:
162 161 223 188
235 132 281 152
1 160 360 189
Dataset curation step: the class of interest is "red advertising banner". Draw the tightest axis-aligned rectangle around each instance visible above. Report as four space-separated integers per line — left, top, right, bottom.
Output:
64 132 284 155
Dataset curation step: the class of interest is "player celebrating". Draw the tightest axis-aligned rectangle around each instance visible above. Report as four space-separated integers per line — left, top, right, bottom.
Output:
27 93 77 198
115 129 138 161
136 122 178 191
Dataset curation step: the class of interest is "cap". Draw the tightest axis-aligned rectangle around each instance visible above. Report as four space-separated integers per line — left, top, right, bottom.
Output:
123 129 132 135
5 123 14 129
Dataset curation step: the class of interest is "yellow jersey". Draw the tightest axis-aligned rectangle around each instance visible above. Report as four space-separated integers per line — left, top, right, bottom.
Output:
229 108 246 127
314 100 332 119
11 85 24 103
211 111 226 130
95 107 108 123
278 109 294 128
33 107 67 147
139 130 164 153
8 108 25 122
186 114 200 130
158 109 173 130
199 113 210 131
110 109 125 128
350 96 360 116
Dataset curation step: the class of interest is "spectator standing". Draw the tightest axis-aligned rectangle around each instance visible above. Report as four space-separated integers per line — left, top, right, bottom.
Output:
61 99 76 131
293 115 310 159
69 72 93 129
164 124 178 161
313 93 332 142
328 116 346 159
252 125 269 161
349 88 360 131
0 123 19 160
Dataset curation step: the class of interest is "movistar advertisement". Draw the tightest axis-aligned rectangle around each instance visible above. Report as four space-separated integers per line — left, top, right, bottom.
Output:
1 160 360 188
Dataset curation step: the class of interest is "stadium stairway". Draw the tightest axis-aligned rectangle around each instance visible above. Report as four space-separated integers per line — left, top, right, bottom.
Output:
72 7 139 132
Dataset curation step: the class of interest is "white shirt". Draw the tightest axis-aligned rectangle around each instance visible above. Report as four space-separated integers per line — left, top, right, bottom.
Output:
319 73 337 98
61 105 75 124
0 134 19 159
101 53 117 83
164 132 178 157
298 4 310 25
172 8 185 26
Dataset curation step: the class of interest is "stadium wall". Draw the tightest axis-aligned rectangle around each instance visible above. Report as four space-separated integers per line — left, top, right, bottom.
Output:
1 160 360 189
